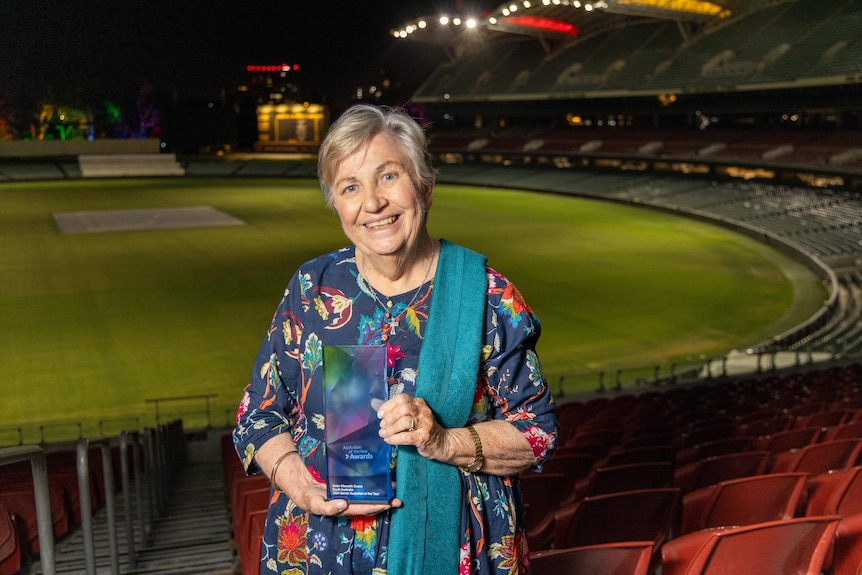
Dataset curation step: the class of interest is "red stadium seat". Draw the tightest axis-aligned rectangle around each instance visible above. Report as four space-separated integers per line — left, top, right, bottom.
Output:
680 472 808 535
736 415 794 439
769 438 862 475
0 505 21 575
661 516 840 575
675 436 754 467
806 465 862 517
755 427 820 455
239 509 267 575
233 487 270 548
602 445 674 467
793 409 851 430
520 473 569 550
831 513 862 575
535 452 593 484
674 422 734 451
529 541 653 575
576 461 673 500
615 432 675 451
674 451 770 493
0 483 68 554
229 474 269 513
551 487 680 570
820 419 862 442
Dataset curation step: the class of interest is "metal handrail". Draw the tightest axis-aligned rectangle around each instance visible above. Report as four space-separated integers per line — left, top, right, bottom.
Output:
145 394 217 427
75 437 120 575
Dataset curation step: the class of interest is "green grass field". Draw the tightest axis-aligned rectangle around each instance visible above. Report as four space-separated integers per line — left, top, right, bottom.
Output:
0 177 826 443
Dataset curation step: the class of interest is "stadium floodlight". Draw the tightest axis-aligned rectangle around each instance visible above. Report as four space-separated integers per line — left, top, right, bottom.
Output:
440 15 450 25
418 20 427 28
466 18 478 29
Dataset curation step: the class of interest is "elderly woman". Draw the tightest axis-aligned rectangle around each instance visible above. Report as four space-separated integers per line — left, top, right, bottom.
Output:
233 104 558 575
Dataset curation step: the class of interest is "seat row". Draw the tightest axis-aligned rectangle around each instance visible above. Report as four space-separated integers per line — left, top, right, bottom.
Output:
528 514 851 575
222 434 269 575
523 364 862 574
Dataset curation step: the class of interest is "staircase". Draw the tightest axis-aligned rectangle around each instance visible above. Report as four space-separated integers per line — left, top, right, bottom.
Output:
26 429 240 575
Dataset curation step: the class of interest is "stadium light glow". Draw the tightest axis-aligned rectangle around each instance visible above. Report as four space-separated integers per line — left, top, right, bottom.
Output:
618 0 731 17
503 15 579 34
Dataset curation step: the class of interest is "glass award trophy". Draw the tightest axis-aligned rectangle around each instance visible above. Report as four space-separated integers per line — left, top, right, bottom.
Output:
323 345 393 502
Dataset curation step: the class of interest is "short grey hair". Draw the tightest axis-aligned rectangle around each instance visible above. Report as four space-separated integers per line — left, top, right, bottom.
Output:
317 104 435 209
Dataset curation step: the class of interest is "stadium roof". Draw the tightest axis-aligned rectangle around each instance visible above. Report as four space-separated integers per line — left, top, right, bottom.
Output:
391 0 780 56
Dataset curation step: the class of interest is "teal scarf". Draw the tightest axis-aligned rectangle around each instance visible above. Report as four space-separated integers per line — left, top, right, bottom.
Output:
388 239 487 575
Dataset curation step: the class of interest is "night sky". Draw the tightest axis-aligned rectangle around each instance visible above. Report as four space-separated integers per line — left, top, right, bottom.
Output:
0 0 490 107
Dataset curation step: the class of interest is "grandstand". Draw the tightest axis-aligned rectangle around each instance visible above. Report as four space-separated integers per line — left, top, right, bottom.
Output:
3 0 862 573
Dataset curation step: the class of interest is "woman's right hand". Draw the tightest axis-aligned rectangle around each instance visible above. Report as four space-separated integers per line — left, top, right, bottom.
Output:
290 482 403 517
278 452 402 517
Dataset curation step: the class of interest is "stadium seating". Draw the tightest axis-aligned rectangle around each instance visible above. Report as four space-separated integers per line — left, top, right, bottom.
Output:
769 438 862 475
78 153 185 177
550 488 681 570
831 513 862 575
755 427 821 455
821 419 862 442
674 436 753 467
680 472 808 535
521 473 569 550
240 510 267 575
0 505 21 575
0 481 68 554
661 516 840 575
806 465 862 517
529 541 653 575
601 445 674 468
673 451 770 493
574 461 674 500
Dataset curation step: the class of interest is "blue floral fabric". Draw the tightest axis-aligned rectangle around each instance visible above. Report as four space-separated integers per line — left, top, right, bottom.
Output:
233 245 558 574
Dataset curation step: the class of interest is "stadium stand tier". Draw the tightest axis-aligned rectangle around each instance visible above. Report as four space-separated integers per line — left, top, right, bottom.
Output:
412 0 862 102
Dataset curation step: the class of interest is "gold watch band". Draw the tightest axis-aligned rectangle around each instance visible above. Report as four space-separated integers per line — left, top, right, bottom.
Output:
459 424 484 473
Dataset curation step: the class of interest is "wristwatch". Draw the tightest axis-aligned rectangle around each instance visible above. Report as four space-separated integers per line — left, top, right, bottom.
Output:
459 424 484 473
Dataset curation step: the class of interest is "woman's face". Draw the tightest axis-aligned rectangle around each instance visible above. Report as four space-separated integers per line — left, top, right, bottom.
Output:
331 132 431 262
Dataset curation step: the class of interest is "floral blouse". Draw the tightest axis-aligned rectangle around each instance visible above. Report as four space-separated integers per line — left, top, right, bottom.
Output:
233 245 558 575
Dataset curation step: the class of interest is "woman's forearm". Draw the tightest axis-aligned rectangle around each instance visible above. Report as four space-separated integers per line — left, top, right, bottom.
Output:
443 419 536 476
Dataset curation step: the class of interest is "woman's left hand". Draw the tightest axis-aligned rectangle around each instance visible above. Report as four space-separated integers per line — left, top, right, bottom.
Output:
377 394 448 460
